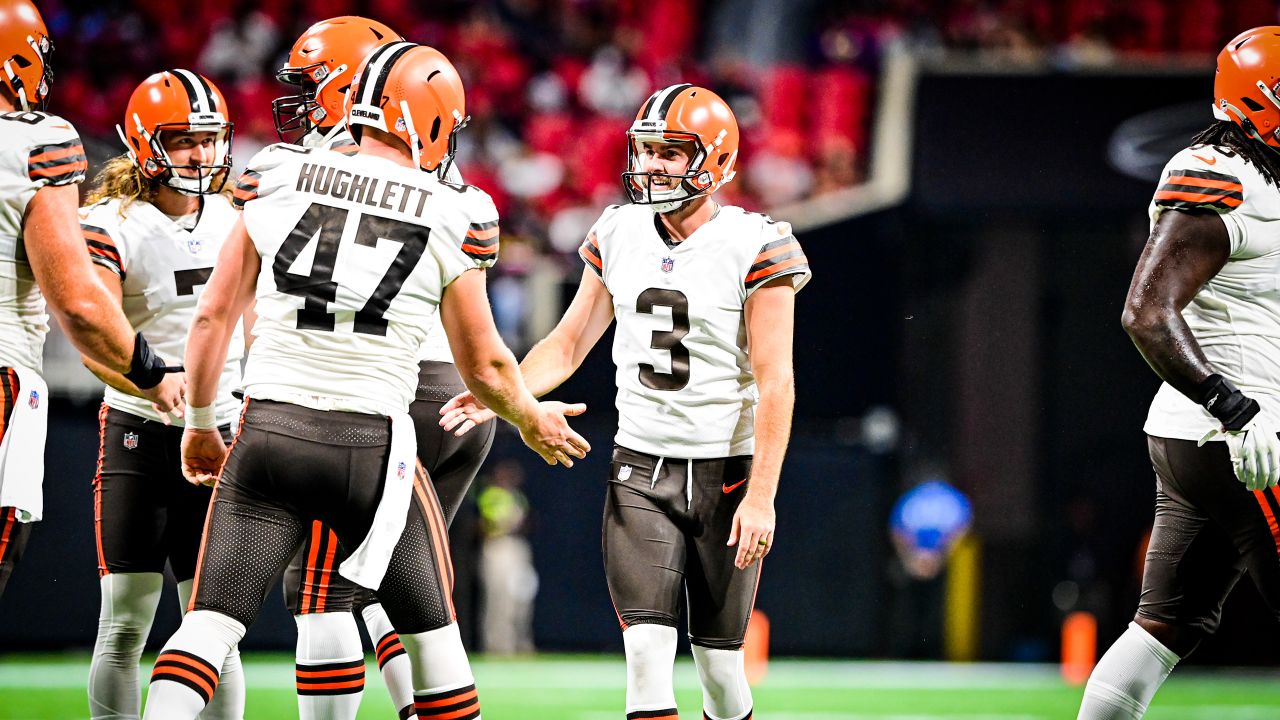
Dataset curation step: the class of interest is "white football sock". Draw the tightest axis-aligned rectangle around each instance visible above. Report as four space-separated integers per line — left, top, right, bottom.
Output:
400 623 479 719
692 645 752 720
294 611 366 720
142 610 245 720
362 602 414 719
623 624 678 716
176 580 245 720
88 572 163 720
1077 621 1180 719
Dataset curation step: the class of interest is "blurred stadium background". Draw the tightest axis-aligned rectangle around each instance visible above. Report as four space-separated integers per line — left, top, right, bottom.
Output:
5 0 1280 718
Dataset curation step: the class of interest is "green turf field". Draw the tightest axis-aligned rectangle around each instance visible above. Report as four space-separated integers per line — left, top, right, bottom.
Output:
1 653 1277 719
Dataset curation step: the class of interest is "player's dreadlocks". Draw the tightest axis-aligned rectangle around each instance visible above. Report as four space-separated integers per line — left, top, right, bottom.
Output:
1191 120 1280 187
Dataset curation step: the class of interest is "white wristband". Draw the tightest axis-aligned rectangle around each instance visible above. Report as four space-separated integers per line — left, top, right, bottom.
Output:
186 403 217 430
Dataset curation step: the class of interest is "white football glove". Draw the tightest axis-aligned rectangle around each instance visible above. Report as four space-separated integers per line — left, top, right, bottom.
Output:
1201 408 1280 491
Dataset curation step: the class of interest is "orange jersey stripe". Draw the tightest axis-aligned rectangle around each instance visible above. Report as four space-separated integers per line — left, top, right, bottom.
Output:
745 255 808 283
29 162 86 179
28 144 85 165
582 248 603 270
460 243 498 256
752 240 802 266
465 226 499 241
1154 189 1243 207
83 230 114 245
1166 175 1242 193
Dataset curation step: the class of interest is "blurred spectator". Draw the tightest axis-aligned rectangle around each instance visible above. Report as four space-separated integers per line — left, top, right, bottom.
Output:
196 4 279 81
477 461 537 656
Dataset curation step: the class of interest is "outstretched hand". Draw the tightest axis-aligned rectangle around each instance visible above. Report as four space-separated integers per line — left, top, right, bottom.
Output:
519 401 590 467
439 391 498 437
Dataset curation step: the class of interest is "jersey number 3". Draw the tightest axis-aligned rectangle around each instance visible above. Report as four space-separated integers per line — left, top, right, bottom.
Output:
273 202 430 336
637 288 690 391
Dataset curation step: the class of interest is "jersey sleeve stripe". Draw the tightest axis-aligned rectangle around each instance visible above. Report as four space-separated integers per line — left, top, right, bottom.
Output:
1172 168 1241 183
28 142 86 167
232 170 261 209
751 238 803 267
27 139 88 185
1158 182 1243 200
465 225 499 243
1165 174 1243 193
748 247 806 276
461 242 498 257
334 145 358 156
746 256 809 288
1154 190 1243 210
579 236 603 276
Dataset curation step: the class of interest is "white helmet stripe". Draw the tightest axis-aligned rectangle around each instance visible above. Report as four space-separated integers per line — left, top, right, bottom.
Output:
646 83 691 122
172 68 213 114
356 41 416 107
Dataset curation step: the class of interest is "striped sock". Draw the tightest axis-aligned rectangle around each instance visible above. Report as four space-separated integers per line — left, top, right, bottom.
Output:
627 710 679 720
375 630 412 719
413 684 480 719
143 610 243 720
296 658 365 719
363 602 414 719
148 649 220 716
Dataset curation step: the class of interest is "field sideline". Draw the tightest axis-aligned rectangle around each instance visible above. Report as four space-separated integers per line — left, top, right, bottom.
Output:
1 654 1278 719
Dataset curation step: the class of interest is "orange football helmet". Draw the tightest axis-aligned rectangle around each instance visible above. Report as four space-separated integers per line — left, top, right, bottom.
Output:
117 70 234 195
624 84 739 211
0 0 53 111
345 42 468 175
274 16 402 143
1215 26 1280 148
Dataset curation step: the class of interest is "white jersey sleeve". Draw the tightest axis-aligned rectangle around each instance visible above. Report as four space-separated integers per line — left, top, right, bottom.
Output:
1144 143 1280 440
80 196 245 426
0 111 88 371
238 144 497 414
587 204 808 459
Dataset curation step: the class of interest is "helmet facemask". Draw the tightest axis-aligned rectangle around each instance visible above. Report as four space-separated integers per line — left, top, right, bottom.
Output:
273 62 349 144
623 130 714 213
4 32 52 111
119 116 234 196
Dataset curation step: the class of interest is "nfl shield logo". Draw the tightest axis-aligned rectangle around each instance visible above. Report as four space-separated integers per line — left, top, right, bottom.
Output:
27 390 38 409
123 432 139 450
661 257 674 273
618 465 632 481
187 236 203 254
397 461 408 479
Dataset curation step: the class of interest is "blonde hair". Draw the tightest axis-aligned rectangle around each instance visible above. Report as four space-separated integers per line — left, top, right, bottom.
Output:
84 154 235 213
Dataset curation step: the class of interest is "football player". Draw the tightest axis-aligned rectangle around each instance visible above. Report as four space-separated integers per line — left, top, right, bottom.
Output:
0 0 180 599
1078 27 1280 719
80 70 245 720
442 84 809 720
271 17 496 720
143 43 587 720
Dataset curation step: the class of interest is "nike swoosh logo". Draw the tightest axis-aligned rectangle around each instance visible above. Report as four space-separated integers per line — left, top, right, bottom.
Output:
1192 154 1216 165
722 479 747 494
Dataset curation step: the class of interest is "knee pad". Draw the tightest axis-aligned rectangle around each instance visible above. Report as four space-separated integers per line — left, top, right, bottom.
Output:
692 644 752 720
622 624 678 712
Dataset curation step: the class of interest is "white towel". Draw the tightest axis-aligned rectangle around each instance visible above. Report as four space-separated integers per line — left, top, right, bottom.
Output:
0 366 49 522
339 411 417 589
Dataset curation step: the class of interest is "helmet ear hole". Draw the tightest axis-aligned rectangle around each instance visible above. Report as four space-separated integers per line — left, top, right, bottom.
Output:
1243 96 1267 112
716 153 729 167
12 55 31 69
430 116 441 142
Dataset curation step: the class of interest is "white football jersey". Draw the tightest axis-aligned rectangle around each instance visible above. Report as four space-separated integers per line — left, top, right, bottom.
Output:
580 203 811 458
1144 143 1280 440
0 110 87 372
296 127 463 365
80 195 244 426
235 143 498 415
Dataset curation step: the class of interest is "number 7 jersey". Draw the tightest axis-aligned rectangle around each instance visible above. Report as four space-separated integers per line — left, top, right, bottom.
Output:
236 143 499 415
580 203 810 459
